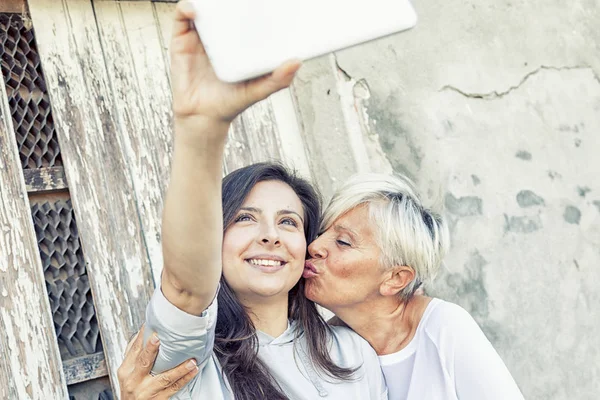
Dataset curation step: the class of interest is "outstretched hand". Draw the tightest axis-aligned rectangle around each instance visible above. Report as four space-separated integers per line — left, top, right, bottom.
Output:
171 0 301 124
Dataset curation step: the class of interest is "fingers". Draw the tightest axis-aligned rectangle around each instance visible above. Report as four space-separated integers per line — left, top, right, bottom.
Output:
173 0 197 37
125 325 144 356
134 331 161 376
149 359 199 394
166 365 200 397
243 60 302 104
118 326 144 381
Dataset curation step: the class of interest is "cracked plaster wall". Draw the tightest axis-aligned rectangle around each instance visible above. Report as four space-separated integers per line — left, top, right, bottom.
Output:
291 1 600 399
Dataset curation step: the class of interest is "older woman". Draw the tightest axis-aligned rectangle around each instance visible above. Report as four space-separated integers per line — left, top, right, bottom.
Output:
304 173 524 399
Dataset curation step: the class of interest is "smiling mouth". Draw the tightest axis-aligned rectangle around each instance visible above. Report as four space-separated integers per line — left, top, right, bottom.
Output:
247 258 285 267
245 258 288 272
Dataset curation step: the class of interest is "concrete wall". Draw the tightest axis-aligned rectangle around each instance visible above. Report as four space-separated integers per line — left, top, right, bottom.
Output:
292 1 600 399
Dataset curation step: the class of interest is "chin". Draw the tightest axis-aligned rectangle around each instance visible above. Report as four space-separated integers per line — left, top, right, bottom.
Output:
249 278 300 299
303 279 320 303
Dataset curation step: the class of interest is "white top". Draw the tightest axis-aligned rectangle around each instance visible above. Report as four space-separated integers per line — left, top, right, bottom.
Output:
146 288 388 400
378 298 524 400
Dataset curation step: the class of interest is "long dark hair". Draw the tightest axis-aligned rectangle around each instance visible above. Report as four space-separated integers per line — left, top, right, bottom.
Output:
214 162 355 399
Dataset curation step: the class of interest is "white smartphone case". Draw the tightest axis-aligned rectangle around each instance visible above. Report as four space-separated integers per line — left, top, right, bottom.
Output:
191 0 418 82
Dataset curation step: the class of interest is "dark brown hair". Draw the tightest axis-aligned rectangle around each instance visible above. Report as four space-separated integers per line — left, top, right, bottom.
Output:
214 162 355 399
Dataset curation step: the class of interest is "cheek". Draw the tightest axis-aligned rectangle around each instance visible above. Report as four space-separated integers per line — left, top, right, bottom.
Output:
286 234 307 261
221 229 245 276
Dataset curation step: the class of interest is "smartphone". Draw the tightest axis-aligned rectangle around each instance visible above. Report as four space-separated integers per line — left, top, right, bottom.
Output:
191 0 418 82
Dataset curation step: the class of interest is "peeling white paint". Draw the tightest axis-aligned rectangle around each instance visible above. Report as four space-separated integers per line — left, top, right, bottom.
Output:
1 68 68 397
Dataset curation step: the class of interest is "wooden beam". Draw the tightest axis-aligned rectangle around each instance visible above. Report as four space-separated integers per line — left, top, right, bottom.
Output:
27 0 155 392
0 45 68 400
23 166 68 193
63 353 108 385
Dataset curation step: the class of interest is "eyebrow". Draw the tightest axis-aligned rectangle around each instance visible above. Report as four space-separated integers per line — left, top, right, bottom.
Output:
334 224 359 238
239 207 304 224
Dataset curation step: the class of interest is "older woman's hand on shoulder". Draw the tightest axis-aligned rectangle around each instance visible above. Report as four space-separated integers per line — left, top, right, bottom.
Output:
118 326 198 400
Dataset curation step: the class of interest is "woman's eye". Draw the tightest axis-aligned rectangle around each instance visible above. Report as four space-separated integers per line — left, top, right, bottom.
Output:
281 218 298 227
234 213 254 222
336 239 351 247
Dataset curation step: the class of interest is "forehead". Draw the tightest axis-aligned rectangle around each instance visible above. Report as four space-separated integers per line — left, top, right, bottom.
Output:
333 205 377 241
243 180 304 212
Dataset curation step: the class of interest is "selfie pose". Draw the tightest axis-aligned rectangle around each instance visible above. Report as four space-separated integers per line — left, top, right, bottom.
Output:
118 2 387 400
118 1 524 399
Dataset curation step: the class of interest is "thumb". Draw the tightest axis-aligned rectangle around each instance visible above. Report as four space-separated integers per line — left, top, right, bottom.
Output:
243 60 301 104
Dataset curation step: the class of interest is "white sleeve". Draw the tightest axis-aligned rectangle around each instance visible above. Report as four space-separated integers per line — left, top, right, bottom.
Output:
144 286 218 374
448 306 525 400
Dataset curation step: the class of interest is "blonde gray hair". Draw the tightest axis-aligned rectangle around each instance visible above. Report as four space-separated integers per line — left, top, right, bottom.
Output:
321 173 450 299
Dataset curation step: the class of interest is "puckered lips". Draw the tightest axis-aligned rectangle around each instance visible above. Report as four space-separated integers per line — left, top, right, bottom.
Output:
245 254 287 273
303 260 319 279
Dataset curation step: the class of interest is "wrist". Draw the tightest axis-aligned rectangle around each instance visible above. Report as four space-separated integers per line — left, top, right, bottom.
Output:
174 114 231 131
174 115 231 147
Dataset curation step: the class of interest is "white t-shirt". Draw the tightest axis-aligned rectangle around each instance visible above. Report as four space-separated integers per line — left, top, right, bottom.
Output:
379 298 524 400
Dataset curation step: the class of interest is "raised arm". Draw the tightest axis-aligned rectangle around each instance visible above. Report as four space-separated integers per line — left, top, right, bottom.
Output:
160 1 300 316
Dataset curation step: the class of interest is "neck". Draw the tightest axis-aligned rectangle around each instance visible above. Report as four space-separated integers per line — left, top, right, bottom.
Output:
239 294 290 337
330 295 430 356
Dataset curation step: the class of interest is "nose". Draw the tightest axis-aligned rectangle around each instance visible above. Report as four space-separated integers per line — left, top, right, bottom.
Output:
259 221 280 246
308 235 327 259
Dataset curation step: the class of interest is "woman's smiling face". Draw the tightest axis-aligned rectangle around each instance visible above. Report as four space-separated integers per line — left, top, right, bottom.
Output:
222 180 307 302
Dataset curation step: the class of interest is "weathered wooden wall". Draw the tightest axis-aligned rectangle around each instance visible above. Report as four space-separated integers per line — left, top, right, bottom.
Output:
0 54 68 399
0 0 311 398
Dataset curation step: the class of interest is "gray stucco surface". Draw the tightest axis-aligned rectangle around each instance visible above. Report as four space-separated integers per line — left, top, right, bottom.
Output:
293 1 600 398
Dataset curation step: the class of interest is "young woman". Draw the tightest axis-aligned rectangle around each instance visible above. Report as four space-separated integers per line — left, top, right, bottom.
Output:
121 2 387 399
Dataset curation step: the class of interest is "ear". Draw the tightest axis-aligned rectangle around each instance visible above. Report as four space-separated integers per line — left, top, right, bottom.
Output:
379 266 415 297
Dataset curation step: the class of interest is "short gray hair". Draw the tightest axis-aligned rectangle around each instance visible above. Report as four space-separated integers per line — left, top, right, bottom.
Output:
322 173 450 299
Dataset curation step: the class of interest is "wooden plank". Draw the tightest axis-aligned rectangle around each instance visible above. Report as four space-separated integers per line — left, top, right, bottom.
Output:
94 0 172 287
23 167 68 193
63 353 108 385
270 88 312 179
27 0 155 392
0 52 68 400
152 1 174 86
223 100 286 173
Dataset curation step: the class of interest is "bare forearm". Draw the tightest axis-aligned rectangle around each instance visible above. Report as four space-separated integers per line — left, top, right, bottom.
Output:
161 117 229 315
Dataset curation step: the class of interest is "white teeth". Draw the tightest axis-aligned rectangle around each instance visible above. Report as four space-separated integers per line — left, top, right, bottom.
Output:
248 259 283 267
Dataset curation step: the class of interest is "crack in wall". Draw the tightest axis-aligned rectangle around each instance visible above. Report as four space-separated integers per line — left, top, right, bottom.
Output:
440 65 600 100
333 53 352 81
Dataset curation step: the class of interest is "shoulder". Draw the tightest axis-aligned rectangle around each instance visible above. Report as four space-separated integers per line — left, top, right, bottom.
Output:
328 325 385 391
330 324 369 345
418 298 488 351
329 325 379 361
422 298 480 333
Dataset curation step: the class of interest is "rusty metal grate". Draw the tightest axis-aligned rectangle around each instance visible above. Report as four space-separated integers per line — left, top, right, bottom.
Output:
31 199 102 360
0 13 62 169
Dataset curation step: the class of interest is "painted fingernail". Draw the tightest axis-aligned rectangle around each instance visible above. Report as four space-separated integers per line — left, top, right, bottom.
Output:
186 359 197 371
151 334 159 345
